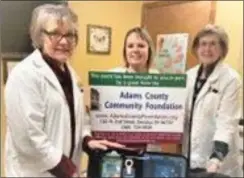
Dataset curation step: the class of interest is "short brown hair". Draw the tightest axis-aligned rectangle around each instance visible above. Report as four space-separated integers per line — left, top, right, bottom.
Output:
192 24 229 60
123 27 155 68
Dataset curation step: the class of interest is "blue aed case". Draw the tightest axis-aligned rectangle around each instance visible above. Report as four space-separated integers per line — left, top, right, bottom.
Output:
87 148 188 178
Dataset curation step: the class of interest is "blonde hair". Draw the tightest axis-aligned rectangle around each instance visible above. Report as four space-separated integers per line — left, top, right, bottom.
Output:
192 24 229 60
29 4 78 49
123 27 155 69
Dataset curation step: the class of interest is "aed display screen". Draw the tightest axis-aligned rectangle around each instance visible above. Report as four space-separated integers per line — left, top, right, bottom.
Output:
142 153 187 178
101 153 123 178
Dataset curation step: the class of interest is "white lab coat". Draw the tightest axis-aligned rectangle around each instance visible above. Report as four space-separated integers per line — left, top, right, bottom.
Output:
183 61 243 177
4 49 91 177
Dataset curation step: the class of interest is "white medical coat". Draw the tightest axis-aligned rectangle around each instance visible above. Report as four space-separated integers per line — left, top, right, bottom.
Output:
4 49 90 177
183 61 242 177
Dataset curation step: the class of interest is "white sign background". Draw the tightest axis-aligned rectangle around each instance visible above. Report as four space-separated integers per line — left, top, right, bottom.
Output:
91 86 186 143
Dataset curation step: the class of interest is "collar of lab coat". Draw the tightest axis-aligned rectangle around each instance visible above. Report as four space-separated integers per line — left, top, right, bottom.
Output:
30 49 79 101
192 60 224 105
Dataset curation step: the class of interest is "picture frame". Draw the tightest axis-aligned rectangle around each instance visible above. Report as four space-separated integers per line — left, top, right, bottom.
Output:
2 53 27 84
87 24 112 54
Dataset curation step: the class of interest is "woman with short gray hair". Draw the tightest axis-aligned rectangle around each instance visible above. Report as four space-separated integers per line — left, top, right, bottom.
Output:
29 3 79 49
191 24 229 60
184 24 242 177
4 3 124 177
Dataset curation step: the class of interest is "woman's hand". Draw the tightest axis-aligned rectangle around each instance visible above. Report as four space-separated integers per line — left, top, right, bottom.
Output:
206 158 221 173
206 163 219 173
72 172 79 178
87 139 125 150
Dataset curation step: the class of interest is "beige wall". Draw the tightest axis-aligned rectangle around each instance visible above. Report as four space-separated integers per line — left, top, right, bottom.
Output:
69 1 143 106
215 1 243 75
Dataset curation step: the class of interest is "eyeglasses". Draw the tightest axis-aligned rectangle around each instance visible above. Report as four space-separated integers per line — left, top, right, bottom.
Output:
42 29 77 44
198 41 219 48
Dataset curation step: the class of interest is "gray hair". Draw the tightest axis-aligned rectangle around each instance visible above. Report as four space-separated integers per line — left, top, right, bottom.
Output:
29 4 78 49
192 24 229 60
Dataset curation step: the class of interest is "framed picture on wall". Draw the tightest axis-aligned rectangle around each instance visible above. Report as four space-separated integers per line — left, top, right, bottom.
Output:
87 24 112 54
2 53 27 84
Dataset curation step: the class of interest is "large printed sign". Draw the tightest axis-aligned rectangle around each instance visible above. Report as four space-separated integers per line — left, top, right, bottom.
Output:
89 72 187 144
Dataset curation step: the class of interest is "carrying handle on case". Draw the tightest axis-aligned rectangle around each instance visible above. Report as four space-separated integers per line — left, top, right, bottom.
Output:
108 146 145 156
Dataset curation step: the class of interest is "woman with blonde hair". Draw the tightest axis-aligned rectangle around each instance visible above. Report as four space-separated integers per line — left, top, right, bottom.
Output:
110 27 161 152
111 27 159 73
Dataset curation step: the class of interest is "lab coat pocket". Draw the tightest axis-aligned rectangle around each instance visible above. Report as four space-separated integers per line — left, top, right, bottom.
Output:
203 88 221 117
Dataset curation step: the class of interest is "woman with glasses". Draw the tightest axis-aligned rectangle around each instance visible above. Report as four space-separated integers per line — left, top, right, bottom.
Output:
183 24 242 177
4 4 124 177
